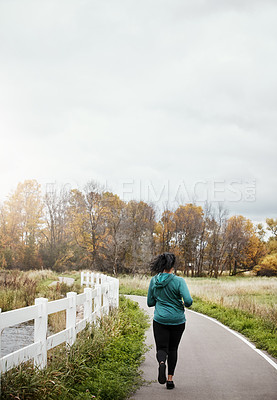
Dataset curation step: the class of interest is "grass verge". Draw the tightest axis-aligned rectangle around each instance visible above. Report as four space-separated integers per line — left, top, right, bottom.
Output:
120 286 148 297
0 296 150 400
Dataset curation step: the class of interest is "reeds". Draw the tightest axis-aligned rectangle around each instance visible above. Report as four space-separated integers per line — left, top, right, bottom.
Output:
0 270 39 311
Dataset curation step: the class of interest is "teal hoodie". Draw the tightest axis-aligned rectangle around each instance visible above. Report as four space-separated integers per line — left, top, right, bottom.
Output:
147 273 193 325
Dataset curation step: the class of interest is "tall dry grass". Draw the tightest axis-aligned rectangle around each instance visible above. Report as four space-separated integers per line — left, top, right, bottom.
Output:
186 277 277 325
119 274 150 292
0 270 40 311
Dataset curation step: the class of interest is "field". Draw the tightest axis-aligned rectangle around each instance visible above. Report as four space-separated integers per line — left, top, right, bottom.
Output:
186 276 277 325
119 275 277 324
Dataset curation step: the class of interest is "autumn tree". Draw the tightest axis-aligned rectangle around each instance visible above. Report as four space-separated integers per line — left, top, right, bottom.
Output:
205 203 229 278
195 202 211 276
0 180 43 269
224 215 264 275
68 181 109 269
265 218 277 254
40 184 73 270
255 253 277 276
173 204 204 276
124 200 156 274
154 207 175 254
101 192 127 275
266 218 277 238
254 218 277 276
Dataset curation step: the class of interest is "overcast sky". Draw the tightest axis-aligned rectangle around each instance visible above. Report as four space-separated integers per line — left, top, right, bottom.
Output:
0 0 276 222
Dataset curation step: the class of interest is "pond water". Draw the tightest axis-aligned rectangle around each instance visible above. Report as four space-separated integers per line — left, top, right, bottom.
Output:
1 322 34 357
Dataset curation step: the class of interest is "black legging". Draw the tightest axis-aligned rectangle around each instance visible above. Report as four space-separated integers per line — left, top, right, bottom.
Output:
153 320 186 376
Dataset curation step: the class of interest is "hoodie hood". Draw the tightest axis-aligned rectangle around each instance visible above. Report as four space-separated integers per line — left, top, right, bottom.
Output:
154 273 175 288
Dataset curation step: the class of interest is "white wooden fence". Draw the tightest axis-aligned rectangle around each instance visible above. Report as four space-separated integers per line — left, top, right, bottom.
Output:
0 273 119 374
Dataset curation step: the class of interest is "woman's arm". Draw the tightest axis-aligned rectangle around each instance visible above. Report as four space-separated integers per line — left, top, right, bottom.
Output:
179 278 193 307
147 277 156 307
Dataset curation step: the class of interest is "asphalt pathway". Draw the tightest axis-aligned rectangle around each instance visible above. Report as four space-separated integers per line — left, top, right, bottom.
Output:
127 295 277 400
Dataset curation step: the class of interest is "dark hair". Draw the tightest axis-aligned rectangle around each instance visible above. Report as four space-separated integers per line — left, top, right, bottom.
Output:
150 252 176 274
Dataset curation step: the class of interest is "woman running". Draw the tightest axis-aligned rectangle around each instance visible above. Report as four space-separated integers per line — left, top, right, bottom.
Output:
147 252 193 390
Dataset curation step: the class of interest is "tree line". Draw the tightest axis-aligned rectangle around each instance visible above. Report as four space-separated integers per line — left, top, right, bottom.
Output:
0 179 276 276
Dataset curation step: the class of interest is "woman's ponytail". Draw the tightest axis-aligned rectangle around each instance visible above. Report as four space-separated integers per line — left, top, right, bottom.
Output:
150 252 176 274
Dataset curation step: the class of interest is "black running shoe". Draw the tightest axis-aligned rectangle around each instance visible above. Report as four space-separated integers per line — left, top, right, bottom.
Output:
158 362 166 384
166 380 175 390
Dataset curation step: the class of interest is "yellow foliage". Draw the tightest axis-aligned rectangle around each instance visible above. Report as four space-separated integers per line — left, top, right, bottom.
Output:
255 253 277 276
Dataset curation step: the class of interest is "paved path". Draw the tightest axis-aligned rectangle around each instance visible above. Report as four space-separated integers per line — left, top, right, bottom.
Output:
48 276 75 287
127 295 277 400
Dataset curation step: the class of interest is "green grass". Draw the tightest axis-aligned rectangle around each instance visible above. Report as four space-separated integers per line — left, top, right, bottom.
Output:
0 296 150 400
59 271 82 286
237 292 277 305
120 285 148 297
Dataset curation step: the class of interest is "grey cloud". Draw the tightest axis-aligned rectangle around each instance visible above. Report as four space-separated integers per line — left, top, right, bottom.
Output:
0 0 276 222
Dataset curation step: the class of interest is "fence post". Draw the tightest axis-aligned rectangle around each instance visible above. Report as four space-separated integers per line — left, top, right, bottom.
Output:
108 277 115 308
85 271 89 287
94 284 102 319
34 298 48 369
90 272 94 287
115 278 119 308
95 273 100 285
84 287 93 324
66 292 77 346
102 283 108 315
110 278 118 308
114 278 119 307
113 279 117 307
81 271 84 286
107 278 112 307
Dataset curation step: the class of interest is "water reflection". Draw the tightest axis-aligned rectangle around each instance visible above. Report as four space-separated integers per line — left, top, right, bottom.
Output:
1 322 34 357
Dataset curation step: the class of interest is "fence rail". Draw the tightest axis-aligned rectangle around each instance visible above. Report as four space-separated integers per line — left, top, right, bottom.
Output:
0 273 119 374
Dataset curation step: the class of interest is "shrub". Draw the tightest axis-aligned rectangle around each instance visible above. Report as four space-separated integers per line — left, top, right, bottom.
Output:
255 253 277 276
